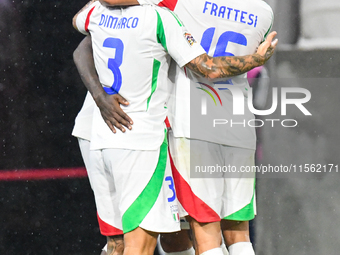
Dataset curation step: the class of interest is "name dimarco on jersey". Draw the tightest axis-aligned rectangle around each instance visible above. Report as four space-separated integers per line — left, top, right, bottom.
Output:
99 14 139 29
203 1 258 27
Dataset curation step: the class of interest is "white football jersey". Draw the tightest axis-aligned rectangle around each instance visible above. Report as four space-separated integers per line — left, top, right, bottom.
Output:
138 0 273 150
75 3 205 150
72 91 95 141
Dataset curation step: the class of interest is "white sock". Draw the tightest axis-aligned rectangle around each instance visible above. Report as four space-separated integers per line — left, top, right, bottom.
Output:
165 247 195 255
200 247 224 255
228 242 255 255
221 244 229 255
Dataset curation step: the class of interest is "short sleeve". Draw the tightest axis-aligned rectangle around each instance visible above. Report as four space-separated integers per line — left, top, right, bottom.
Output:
76 2 99 35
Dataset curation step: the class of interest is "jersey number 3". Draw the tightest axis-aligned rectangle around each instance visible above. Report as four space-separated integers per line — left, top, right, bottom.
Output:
103 37 124 95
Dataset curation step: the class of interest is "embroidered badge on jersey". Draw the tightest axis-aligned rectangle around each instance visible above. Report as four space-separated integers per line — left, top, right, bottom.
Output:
170 204 180 222
184 32 196 46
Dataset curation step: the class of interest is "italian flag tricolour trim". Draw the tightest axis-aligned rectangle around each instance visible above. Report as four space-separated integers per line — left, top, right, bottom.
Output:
168 149 221 223
158 0 178 11
122 131 168 233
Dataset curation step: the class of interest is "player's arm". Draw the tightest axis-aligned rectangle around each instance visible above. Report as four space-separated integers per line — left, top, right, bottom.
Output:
185 31 278 80
73 35 133 133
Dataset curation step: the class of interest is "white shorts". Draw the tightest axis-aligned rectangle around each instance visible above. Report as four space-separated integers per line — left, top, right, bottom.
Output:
168 130 256 222
79 136 181 234
78 138 123 236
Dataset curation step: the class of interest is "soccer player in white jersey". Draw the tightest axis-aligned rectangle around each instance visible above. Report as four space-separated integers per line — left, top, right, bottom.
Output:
73 3 203 254
96 1 275 255
72 1 277 254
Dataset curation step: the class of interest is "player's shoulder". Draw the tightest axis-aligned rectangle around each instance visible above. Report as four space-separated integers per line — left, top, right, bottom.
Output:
152 4 175 15
226 0 273 17
152 5 184 24
134 4 168 18
90 1 103 11
242 0 273 23
81 1 108 18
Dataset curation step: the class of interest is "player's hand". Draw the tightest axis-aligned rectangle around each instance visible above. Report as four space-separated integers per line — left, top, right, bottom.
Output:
95 92 133 133
256 31 278 64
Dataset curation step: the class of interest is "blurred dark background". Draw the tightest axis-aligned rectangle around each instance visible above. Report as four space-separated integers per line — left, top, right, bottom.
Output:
1 0 86 169
0 0 105 254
